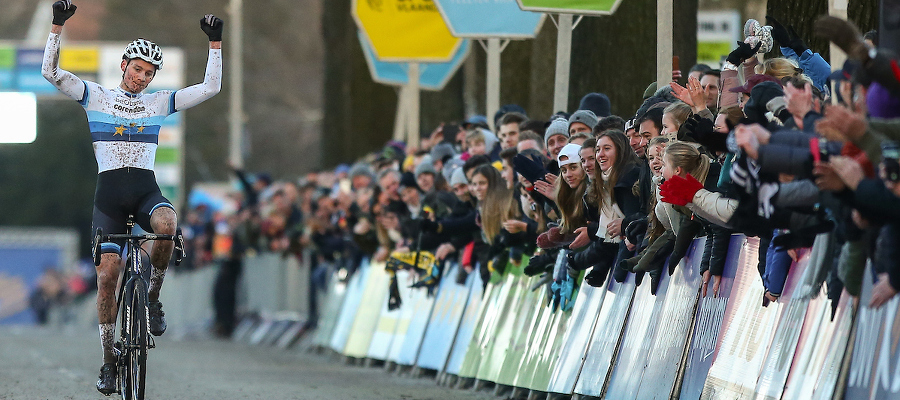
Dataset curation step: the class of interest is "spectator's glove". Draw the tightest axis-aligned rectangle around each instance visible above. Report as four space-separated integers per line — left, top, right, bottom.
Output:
513 153 549 184
585 266 608 287
624 218 648 246
200 14 224 42
660 174 704 206
559 267 579 312
419 218 440 233
726 41 762 66
525 252 553 276
766 15 807 54
52 0 77 26
815 16 868 61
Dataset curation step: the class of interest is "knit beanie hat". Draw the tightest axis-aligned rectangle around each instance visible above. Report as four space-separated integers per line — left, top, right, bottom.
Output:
415 155 436 178
544 117 570 145
568 109 599 131
430 142 456 164
578 92 611 117
449 166 468 187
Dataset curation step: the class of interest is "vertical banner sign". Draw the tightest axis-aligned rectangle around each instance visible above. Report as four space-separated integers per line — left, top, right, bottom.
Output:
0 46 16 89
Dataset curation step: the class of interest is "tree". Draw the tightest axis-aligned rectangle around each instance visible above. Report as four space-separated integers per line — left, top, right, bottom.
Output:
765 0 879 60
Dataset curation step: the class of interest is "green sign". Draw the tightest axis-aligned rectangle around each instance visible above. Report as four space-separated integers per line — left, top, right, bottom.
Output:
516 0 623 16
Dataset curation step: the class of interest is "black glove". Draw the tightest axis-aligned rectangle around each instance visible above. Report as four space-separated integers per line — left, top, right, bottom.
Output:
767 16 808 55
766 15 791 47
419 218 439 233
726 41 762 65
513 153 548 184
52 0 77 26
584 266 608 287
624 218 648 246
525 252 553 276
200 14 224 42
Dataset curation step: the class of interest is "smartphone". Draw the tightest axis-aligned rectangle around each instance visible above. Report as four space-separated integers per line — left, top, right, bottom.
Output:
672 56 680 72
883 140 900 182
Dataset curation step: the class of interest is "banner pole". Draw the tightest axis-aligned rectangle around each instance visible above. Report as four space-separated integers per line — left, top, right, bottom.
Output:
393 85 408 141
554 14 573 113
657 0 673 87
486 38 502 131
407 63 421 149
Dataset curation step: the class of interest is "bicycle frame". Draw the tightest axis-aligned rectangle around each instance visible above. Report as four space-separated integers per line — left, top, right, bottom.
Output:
93 216 183 400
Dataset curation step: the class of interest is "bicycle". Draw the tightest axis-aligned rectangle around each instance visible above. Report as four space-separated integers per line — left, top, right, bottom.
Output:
93 216 184 400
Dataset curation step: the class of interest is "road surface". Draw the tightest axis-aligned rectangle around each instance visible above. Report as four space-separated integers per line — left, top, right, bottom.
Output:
0 326 495 400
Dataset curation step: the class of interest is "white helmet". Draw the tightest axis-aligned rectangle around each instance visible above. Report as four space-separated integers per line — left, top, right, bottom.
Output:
123 38 163 70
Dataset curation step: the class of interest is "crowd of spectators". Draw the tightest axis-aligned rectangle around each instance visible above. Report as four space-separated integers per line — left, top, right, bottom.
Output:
198 15 900 337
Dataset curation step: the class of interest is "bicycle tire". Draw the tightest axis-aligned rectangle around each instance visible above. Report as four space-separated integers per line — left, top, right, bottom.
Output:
120 278 148 400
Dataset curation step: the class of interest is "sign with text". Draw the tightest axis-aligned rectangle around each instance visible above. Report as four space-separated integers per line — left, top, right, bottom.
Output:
359 31 470 91
353 0 463 62
516 0 623 16
434 0 545 38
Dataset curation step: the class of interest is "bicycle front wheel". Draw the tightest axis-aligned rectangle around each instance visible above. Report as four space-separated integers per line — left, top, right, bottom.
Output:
121 278 148 400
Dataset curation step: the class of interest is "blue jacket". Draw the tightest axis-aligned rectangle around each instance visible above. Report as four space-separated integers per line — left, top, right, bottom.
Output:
780 47 832 93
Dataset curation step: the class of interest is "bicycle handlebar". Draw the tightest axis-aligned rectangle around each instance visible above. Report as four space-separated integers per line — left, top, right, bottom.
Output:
101 233 175 241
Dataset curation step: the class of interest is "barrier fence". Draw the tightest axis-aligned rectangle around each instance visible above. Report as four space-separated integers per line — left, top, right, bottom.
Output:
231 234 900 400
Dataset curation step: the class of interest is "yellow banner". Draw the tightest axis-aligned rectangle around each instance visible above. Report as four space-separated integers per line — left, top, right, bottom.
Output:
60 47 99 72
354 0 461 62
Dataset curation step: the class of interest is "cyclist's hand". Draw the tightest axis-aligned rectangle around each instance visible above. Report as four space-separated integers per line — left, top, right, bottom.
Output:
200 14 224 42
52 0 77 26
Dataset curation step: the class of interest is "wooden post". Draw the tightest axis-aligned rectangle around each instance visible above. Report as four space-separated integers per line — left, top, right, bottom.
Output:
407 63 421 149
486 38 502 131
554 14 574 113
657 0 673 87
829 0 849 70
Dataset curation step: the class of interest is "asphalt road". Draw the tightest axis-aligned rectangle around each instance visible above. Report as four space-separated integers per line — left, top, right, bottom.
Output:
0 326 495 400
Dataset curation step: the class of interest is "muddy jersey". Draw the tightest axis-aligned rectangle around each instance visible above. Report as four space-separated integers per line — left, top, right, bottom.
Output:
42 32 221 173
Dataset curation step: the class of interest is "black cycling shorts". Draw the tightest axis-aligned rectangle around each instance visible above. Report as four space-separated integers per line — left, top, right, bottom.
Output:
93 168 175 255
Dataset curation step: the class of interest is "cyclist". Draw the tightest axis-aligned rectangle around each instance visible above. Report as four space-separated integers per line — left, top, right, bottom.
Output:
41 1 223 394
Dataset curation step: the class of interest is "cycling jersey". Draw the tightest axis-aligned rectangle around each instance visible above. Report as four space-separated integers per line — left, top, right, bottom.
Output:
41 32 222 173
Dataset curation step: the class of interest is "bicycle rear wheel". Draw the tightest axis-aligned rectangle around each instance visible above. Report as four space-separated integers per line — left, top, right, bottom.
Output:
120 278 148 400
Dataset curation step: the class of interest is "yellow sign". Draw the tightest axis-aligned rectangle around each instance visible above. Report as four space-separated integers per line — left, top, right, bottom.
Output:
353 0 462 62
60 47 99 72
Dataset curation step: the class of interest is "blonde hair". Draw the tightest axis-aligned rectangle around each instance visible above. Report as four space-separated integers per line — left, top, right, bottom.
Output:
755 57 805 82
465 129 486 145
664 141 710 183
663 102 692 132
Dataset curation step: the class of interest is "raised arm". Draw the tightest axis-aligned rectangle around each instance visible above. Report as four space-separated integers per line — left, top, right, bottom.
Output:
41 0 86 102
172 14 223 112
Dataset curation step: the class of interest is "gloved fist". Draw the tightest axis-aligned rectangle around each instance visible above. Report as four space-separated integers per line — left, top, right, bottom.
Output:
726 41 762 66
584 267 607 287
766 15 791 47
52 0 77 26
419 218 439 233
201 14 224 42
660 174 704 206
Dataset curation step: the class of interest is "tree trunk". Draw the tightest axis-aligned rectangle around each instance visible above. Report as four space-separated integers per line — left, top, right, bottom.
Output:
766 0 879 60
